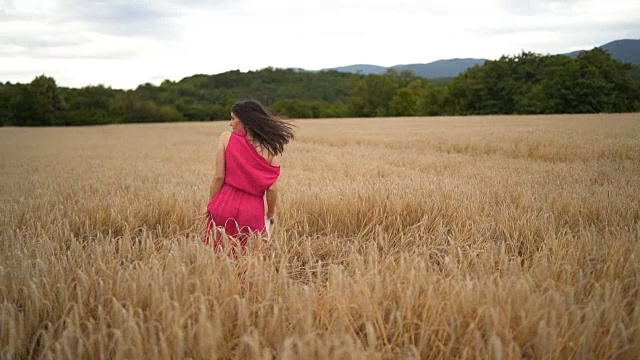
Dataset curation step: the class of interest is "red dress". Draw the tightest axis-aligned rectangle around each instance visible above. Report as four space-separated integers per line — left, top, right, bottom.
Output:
203 131 280 252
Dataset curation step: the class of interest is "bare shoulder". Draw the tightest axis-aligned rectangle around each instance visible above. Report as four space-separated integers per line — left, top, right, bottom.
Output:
270 154 282 167
219 131 232 147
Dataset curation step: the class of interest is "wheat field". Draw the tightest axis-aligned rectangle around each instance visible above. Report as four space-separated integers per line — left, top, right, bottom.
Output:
1 114 640 359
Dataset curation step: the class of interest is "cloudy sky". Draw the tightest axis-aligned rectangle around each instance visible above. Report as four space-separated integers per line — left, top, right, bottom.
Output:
1 0 638 89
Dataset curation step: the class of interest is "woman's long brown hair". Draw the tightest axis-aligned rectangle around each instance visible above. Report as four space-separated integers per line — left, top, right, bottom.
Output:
231 99 295 156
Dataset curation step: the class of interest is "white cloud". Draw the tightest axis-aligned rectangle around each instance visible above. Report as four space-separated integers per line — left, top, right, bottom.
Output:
1 0 638 89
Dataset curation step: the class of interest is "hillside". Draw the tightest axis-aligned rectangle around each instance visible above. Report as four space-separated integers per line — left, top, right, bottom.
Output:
566 39 640 64
391 58 486 78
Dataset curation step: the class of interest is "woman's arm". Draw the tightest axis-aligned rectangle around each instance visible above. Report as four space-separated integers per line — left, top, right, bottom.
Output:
209 131 231 200
266 154 281 221
266 180 278 221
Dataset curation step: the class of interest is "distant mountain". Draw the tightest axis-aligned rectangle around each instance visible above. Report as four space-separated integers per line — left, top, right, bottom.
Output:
324 64 388 75
320 59 485 78
317 38 639 79
391 58 486 78
565 39 640 64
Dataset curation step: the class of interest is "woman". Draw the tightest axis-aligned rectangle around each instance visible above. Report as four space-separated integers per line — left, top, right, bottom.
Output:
203 99 295 253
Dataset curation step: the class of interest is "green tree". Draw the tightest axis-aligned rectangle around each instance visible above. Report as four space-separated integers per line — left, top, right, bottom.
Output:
448 50 637 115
12 75 65 126
0 82 18 126
272 99 319 118
419 82 449 116
385 69 420 88
348 74 397 117
61 85 121 125
574 48 635 112
391 83 422 116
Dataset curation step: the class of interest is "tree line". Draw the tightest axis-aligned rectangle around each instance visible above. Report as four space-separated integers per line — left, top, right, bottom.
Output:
1 48 638 126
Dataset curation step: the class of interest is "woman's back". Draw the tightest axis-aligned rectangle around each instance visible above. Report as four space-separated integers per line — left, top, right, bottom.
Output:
224 131 280 197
